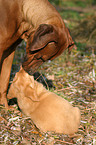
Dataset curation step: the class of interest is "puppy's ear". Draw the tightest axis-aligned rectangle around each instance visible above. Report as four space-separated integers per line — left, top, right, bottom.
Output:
25 75 39 102
25 86 39 102
29 75 35 88
29 24 58 52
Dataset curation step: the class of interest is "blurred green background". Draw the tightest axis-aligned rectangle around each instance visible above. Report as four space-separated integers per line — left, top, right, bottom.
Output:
49 0 96 6
48 0 96 53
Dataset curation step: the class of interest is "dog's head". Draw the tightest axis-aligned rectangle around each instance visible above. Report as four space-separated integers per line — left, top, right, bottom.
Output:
8 67 39 102
22 24 75 73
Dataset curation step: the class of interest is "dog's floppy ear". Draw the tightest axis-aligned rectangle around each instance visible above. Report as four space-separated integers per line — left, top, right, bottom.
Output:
29 24 58 52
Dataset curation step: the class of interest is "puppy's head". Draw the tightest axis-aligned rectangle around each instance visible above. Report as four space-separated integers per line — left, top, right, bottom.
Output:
22 24 75 72
8 67 39 102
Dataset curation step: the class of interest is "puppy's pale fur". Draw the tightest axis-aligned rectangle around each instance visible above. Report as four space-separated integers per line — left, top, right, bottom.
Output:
7 67 80 135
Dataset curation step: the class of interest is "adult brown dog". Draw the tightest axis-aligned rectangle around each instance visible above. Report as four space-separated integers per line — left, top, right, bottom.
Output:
0 0 75 107
7 67 80 135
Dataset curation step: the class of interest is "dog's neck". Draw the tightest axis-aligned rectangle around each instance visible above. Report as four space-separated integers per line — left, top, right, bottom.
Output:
22 0 58 27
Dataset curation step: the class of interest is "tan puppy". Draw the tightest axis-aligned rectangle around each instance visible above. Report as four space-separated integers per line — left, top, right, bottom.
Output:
7 67 80 135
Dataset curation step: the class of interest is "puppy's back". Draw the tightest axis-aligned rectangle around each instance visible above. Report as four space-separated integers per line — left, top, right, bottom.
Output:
29 92 80 134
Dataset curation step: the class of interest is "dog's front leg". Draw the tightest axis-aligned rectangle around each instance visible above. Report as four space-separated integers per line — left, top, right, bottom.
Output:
0 51 15 108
